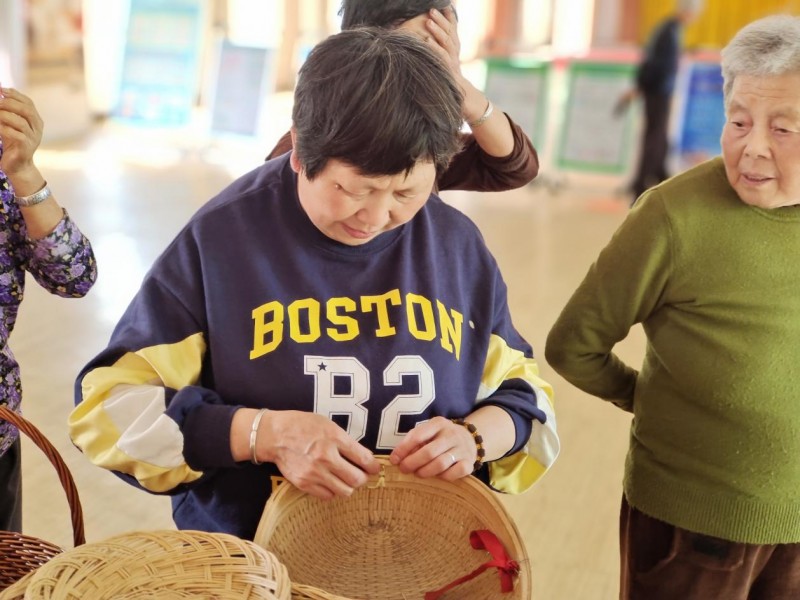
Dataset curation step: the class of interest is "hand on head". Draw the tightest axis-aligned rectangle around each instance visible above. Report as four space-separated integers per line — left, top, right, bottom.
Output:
423 7 463 81
412 7 489 124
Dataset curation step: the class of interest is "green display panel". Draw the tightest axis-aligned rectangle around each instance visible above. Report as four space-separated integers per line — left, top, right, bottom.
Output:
557 61 638 174
483 58 550 151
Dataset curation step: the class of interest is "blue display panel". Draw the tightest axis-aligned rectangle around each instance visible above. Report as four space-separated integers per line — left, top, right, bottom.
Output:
116 0 205 126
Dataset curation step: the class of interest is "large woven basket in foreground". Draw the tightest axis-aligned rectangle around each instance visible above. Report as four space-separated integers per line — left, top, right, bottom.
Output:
0 529 292 600
255 456 531 599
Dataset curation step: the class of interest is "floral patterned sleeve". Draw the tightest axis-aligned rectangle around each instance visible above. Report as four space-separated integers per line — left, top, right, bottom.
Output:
24 209 97 297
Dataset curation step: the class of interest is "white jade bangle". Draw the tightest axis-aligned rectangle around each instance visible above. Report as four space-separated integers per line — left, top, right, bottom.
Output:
15 182 52 207
249 409 267 465
468 100 494 128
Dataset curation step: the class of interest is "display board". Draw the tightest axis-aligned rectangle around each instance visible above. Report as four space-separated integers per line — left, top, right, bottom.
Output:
115 0 206 126
674 60 725 159
556 61 637 174
483 58 549 151
209 41 273 136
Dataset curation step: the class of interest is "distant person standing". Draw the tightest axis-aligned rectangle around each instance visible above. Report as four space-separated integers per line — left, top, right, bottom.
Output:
616 0 703 203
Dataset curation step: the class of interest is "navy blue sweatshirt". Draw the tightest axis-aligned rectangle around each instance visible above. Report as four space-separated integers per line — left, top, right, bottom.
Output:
70 155 559 539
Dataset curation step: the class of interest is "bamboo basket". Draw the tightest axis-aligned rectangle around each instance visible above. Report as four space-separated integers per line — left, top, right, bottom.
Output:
0 405 85 591
255 456 531 600
0 406 294 599
0 529 292 600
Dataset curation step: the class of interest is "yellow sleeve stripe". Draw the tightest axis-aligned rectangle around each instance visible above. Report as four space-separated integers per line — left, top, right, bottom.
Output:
478 334 554 406
69 333 207 493
480 334 560 494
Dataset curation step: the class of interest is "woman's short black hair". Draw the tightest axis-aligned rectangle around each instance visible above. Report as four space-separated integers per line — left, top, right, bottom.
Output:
292 27 463 180
339 0 452 30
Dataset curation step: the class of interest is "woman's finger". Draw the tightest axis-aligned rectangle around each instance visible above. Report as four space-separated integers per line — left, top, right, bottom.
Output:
0 88 43 138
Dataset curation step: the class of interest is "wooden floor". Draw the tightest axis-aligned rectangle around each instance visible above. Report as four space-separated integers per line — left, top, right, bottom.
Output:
12 77 645 600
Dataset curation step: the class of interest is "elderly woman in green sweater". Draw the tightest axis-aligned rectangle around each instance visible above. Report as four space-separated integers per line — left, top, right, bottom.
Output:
545 14 800 600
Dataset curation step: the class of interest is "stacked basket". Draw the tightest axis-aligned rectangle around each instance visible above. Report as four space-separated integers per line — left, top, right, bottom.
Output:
0 529 292 600
0 406 291 600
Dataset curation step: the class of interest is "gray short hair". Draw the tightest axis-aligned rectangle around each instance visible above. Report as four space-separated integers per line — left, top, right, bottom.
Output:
721 14 800 105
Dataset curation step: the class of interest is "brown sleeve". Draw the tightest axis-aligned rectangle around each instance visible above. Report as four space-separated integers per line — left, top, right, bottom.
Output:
436 112 539 192
265 130 293 161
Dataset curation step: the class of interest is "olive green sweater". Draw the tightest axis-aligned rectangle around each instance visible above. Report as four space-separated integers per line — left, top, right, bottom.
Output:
546 157 800 544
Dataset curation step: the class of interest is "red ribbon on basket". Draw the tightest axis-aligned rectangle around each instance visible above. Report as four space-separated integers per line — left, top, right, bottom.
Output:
424 529 520 599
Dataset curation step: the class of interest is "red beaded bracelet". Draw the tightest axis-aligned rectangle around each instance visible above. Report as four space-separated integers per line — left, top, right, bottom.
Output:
451 417 486 472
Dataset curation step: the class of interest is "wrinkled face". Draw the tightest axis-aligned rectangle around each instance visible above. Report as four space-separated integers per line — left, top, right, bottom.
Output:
291 153 435 246
721 73 800 208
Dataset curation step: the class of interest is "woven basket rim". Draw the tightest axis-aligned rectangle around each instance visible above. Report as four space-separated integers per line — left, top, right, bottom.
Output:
255 456 530 600
5 529 293 600
0 405 85 593
0 406 84 547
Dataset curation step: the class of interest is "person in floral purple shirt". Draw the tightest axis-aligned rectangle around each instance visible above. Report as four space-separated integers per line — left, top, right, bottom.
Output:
0 86 97 532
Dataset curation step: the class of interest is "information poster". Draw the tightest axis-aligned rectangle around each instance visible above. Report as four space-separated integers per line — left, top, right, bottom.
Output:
675 61 725 160
115 0 206 126
483 58 549 151
209 41 273 136
557 61 637 174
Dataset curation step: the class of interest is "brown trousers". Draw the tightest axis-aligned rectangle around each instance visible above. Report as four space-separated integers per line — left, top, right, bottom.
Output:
619 495 800 600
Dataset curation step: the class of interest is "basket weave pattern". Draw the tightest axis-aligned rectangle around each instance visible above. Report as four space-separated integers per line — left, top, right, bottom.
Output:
0 406 294 599
0 535 62 591
0 405 85 591
256 457 531 600
0 530 292 600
